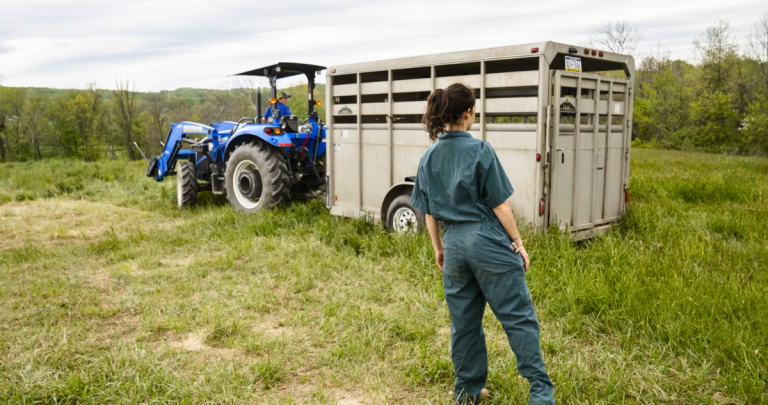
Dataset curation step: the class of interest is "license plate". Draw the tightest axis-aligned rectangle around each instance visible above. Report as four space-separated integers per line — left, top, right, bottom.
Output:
565 56 582 72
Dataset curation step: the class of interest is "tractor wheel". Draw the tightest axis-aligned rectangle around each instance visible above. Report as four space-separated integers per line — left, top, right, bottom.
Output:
225 142 290 213
386 194 425 233
176 161 198 209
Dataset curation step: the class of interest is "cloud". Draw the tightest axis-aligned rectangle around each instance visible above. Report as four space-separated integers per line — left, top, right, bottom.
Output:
0 0 766 90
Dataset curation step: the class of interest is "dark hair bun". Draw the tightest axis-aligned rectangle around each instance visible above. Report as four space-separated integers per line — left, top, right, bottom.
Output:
422 84 475 142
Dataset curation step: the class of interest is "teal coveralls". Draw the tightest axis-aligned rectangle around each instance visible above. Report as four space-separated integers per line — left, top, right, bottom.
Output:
411 130 555 405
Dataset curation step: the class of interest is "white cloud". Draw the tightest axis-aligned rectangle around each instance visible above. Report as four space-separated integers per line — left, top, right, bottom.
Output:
0 0 765 91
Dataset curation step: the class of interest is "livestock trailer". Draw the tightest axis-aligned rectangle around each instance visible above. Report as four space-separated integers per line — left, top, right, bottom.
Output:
325 41 635 240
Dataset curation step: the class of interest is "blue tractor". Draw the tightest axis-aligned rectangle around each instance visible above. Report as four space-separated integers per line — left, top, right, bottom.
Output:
145 63 327 212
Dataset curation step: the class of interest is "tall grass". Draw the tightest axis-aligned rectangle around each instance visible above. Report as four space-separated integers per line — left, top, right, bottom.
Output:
0 149 766 404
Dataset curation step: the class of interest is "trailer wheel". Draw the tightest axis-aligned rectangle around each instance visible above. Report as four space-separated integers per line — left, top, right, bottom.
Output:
386 194 425 233
225 142 290 213
177 161 198 209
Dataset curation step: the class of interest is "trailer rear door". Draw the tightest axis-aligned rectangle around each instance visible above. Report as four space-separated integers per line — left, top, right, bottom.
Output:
548 70 631 233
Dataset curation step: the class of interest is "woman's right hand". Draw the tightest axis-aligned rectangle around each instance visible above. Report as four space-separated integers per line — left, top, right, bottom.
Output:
435 249 444 271
518 246 530 272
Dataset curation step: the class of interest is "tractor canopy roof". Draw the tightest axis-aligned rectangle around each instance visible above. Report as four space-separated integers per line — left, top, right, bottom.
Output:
234 62 326 79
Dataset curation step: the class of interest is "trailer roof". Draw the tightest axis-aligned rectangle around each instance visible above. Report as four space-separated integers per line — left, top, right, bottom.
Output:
329 42 634 77
234 62 326 79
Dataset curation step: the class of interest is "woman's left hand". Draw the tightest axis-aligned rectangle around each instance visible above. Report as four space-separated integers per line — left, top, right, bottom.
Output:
519 247 530 272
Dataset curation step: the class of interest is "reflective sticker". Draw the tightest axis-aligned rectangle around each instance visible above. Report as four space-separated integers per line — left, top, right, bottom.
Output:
334 144 341 152
565 56 582 73
183 125 205 132
339 130 348 138
614 103 621 114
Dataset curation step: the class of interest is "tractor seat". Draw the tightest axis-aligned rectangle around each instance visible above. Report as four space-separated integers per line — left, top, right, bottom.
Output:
280 115 299 133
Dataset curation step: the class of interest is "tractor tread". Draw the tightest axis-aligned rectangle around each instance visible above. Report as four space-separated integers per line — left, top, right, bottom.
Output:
177 161 198 209
224 142 291 213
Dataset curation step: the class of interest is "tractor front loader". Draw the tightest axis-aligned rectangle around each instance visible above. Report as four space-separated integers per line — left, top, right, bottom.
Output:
145 63 328 213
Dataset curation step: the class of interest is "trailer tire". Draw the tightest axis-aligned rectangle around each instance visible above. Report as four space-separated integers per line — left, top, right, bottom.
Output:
177 161 198 209
225 142 290 213
386 194 425 233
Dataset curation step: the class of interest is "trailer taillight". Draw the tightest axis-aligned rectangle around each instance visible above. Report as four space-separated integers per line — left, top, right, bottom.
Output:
599 51 604 57
625 188 630 203
591 50 596 56
584 48 590 55
536 153 541 162
539 199 546 216
531 47 539 53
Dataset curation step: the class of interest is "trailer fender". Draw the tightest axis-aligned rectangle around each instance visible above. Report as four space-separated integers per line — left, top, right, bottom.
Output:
381 182 416 223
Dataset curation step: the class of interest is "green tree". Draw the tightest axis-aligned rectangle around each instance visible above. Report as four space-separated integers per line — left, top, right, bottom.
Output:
694 21 738 93
740 101 768 154
676 91 740 152
112 80 140 160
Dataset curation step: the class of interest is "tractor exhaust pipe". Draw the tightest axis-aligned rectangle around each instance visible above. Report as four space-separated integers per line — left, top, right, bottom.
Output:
256 87 262 121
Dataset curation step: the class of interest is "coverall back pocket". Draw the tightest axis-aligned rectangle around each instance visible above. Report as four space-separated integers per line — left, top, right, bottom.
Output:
472 231 521 275
442 241 463 277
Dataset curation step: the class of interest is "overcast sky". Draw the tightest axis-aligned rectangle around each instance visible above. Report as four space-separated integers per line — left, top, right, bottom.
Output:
0 0 765 91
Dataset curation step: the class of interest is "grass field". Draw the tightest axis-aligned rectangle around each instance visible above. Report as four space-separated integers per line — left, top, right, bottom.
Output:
1 149 767 404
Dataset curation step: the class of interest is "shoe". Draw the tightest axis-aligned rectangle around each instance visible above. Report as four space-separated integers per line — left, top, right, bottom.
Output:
450 388 490 404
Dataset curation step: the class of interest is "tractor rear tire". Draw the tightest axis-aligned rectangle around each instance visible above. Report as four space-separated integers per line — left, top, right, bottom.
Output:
314 153 327 194
386 194 425 233
225 142 290 213
177 161 198 209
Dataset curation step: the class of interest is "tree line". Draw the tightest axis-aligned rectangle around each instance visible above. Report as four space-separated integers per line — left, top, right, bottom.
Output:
0 80 325 162
1 15 767 162
628 17 768 154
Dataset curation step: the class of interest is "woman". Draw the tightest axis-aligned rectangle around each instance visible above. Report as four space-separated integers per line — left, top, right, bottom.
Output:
410 84 555 405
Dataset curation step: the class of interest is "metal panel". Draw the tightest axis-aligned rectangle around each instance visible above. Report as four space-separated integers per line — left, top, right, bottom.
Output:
362 137 390 213
392 101 427 115
485 97 538 114
549 70 632 232
332 131 359 211
356 73 362 211
392 78 431 93
485 131 537 150
360 103 389 115
435 74 481 89
480 61 486 141
485 71 539 88
393 130 432 146
495 148 537 220
393 145 428 187
361 81 388 95
333 84 357 97
333 104 359 116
